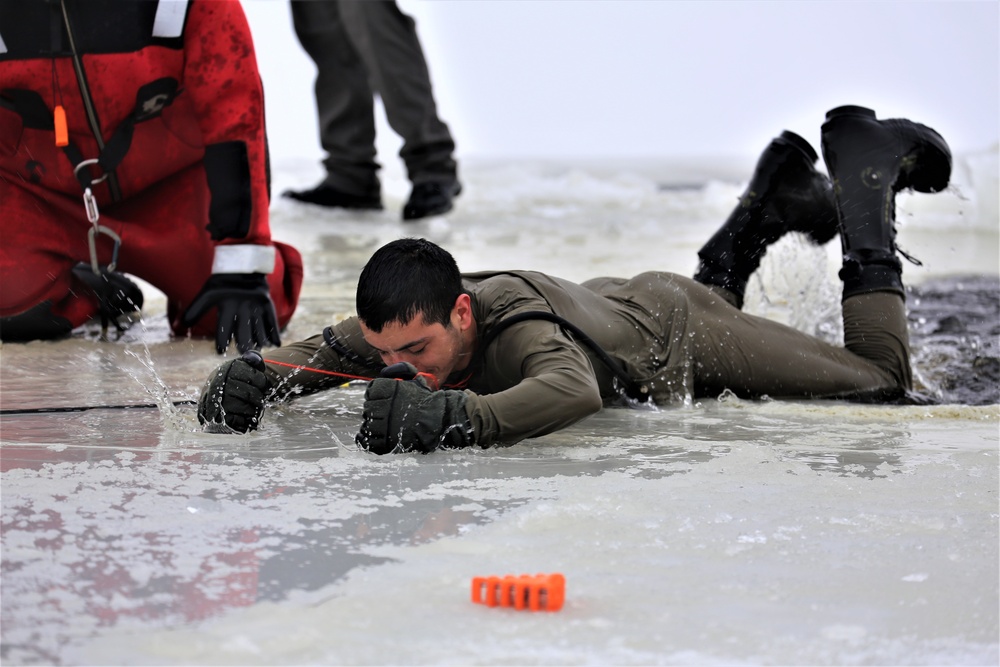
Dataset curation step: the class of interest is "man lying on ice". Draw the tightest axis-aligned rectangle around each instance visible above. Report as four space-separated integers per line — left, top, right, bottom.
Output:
197 105 952 454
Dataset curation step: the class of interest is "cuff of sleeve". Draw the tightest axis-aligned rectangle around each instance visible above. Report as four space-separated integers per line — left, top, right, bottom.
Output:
212 244 276 274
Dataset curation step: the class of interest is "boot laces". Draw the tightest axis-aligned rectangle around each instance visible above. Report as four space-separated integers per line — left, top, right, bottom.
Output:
897 245 923 267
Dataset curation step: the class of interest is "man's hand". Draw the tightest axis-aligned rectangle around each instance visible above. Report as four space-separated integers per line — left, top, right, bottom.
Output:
356 363 472 454
198 351 270 433
182 273 281 354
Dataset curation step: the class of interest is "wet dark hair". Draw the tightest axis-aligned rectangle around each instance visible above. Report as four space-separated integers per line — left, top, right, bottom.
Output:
356 238 464 333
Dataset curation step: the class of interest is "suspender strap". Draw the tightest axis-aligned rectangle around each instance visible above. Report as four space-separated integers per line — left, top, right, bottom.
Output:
64 77 181 191
56 0 184 195
324 327 378 368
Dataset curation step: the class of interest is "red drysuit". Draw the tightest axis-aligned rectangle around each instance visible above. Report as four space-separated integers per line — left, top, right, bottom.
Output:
0 0 302 345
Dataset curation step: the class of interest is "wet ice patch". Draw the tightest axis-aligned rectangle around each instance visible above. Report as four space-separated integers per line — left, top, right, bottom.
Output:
62 442 999 665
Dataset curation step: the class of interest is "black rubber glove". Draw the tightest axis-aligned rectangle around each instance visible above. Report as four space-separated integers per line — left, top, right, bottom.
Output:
198 350 270 433
71 263 144 332
356 362 473 455
182 273 281 354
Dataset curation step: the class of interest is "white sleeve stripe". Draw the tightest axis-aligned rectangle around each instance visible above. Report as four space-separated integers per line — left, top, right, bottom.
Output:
212 245 277 275
152 0 191 39
0 30 7 54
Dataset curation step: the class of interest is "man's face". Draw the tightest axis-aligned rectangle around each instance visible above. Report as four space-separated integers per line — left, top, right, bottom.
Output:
359 296 474 385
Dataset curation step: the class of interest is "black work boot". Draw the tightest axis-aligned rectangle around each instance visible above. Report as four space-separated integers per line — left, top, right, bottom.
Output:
694 130 838 309
402 181 462 221
0 302 74 341
282 181 383 210
820 105 951 299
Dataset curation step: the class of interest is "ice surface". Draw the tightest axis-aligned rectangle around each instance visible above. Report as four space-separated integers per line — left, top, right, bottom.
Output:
2 156 998 665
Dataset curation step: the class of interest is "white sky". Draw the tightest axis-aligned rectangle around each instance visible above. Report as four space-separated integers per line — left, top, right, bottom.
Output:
243 0 1000 164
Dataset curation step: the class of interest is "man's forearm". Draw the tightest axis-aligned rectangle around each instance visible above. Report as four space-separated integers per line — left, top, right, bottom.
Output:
463 371 603 447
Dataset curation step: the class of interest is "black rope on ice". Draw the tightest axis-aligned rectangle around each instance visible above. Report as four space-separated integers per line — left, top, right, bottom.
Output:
0 400 197 415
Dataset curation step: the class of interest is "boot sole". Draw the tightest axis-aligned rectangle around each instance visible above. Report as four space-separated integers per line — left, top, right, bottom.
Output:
823 105 951 193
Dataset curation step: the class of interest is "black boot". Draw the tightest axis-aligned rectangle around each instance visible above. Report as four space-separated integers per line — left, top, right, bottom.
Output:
820 105 951 299
694 130 838 308
403 181 462 221
282 181 383 210
0 301 73 341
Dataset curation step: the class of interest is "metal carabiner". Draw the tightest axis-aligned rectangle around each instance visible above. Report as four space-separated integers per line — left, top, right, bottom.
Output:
87 225 122 274
82 187 100 224
81 187 121 273
73 158 109 186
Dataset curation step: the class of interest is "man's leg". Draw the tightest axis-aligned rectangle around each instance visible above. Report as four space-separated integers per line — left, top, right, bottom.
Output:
283 0 383 209
689 106 950 400
684 275 908 399
822 105 951 394
340 0 460 220
594 272 905 401
694 130 838 309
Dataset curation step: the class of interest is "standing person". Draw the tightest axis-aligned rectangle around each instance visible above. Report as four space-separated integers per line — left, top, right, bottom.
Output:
0 0 303 354
198 106 952 453
282 0 461 221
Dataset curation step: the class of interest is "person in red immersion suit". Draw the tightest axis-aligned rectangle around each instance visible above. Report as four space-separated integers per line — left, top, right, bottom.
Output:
0 0 303 353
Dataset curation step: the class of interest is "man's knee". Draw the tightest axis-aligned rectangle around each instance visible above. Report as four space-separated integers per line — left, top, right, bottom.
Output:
0 301 73 341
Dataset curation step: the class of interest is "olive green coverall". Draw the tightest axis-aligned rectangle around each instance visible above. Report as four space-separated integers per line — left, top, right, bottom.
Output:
263 270 908 447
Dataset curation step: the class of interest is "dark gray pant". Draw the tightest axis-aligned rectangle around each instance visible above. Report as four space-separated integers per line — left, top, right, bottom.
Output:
289 0 457 195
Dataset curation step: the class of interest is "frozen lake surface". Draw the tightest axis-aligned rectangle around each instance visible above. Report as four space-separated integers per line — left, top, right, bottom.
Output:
2 155 998 665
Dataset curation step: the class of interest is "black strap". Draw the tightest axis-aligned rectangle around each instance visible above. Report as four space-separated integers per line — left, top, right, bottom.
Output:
48 0 182 195
481 310 648 401
57 0 121 200
0 89 53 128
323 326 380 369
64 77 181 192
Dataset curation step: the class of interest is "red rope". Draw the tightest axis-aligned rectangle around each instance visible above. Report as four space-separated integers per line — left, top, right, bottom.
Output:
264 359 473 390
264 359 374 383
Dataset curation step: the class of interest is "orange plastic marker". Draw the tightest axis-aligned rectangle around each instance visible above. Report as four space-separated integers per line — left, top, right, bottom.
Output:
54 105 69 147
471 573 565 612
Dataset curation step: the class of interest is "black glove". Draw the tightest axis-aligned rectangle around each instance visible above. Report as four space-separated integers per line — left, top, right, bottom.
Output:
356 362 473 455
182 273 281 354
71 263 144 332
198 350 270 433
